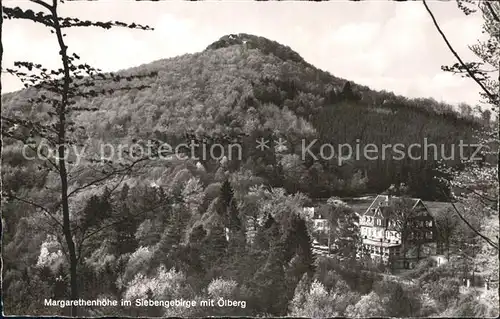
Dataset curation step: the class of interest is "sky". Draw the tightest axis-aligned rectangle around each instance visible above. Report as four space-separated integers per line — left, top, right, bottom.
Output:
2 0 486 107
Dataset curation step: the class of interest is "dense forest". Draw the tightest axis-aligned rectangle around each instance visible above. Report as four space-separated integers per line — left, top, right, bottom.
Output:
2 33 496 317
2 33 485 200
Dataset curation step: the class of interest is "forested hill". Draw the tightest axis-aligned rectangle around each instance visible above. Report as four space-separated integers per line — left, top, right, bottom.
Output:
1 33 484 200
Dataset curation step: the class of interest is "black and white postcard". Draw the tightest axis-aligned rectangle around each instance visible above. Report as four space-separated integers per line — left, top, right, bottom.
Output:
1 0 498 317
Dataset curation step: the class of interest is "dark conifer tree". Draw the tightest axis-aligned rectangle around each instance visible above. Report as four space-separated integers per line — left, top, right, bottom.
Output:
253 213 280 252
281 214 316 302
189 224 207 244
218 180 242 233
203 221 228 267
81 195 112 230
154 205 188 269
293 216 316 276
251 237 289 315
113 202 138 255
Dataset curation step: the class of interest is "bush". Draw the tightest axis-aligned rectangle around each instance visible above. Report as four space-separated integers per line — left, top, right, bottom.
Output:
444 290 499 318
345 291 385 317
418 262 456 283
373 279 422 317
423 277 460 309
289 280 338 317
124 265 191 301
207 277 239 299
118 246 155 287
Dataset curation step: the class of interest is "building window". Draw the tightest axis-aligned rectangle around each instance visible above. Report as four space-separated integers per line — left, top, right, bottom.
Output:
377 219 381 226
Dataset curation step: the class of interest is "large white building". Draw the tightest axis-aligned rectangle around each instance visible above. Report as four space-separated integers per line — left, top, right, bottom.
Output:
357 195 437 269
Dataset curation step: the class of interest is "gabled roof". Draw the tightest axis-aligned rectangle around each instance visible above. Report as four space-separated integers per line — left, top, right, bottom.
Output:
364 195 389 216
362 195 423 218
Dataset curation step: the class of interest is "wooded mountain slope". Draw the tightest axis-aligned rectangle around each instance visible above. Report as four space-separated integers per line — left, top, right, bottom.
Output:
1 33 482 201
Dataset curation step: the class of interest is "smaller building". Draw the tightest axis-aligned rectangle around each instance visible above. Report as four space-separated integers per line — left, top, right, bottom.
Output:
303 206 329 232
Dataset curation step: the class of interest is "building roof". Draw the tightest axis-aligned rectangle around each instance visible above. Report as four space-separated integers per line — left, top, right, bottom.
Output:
363 195 425 218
